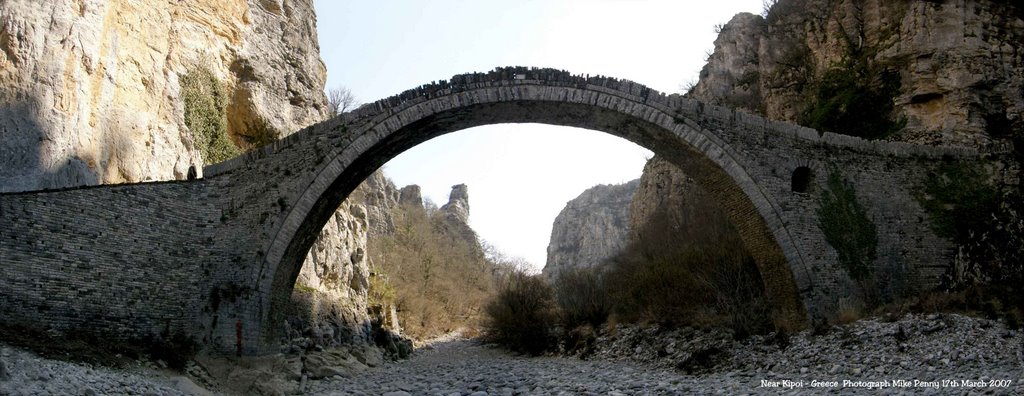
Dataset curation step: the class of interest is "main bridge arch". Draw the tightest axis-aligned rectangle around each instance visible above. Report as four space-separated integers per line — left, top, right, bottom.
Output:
208 67 813 351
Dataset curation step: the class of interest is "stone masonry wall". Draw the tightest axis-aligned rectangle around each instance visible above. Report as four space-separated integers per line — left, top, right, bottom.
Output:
0 181 219 345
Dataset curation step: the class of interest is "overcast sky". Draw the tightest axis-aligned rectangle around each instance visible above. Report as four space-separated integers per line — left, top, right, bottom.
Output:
313 0 764 270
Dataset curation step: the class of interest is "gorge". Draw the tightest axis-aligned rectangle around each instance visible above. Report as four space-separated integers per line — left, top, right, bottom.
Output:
1 0 1022 394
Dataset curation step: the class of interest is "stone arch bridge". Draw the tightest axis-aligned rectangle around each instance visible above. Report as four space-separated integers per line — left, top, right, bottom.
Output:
0 67 1004 355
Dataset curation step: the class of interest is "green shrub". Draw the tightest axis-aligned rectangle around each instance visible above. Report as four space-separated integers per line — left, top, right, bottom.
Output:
181 66 239 164
915 162 998 240
915 160 1024 320
818 169 878 282
916 161 1021 286
483 271 558 355
801 64 903 140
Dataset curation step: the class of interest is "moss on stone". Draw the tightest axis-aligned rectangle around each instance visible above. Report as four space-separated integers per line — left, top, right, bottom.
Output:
294 284 317 294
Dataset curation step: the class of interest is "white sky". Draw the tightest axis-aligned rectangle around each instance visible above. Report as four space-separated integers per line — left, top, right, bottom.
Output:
313 0 764 271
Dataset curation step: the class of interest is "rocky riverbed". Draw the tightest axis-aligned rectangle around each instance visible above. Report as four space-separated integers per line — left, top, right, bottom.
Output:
1 313 1021 395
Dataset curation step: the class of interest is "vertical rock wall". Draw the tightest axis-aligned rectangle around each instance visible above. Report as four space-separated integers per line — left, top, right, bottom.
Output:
543 180 638 279
0 0 329 192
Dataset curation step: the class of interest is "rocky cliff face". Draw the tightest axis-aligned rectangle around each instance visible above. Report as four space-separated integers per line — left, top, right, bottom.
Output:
441 184 471 225
628 158 741 252
657 0 1024 228
543 180 638 278
287 170 406 348
438 184 485 256
0 1 382 350
0 0 328 192
692 0 1024 147
353 170 401 237
398 184 423 208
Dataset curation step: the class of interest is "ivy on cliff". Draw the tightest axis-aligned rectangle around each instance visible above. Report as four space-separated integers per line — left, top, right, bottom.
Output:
915 161 1022 286
817 169 878 281
801 61 904 140
181 66 240 164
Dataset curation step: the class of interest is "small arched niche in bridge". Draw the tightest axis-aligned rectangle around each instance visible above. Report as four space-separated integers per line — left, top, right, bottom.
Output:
791 166 813 193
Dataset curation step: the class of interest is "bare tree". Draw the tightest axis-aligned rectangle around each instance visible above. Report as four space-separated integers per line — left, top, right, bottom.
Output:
327 86 358 116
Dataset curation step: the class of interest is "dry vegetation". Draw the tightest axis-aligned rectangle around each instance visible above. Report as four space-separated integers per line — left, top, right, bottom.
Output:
180 65 239 164
483 271 559 356
483 203 773 354
367 201 502 341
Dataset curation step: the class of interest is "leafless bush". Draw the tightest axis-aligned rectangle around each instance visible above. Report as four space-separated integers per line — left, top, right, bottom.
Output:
554 268 611 329
327 86 357 116
367 200 496 340
483 271 558 355
602 205 772 337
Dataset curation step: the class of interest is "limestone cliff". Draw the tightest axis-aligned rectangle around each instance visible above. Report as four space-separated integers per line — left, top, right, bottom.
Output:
287 171 401 348
543 180 638 279
684 0 1023 244
0 0 328 192
441 184 471 226
352 170 402 237
692 0 1024 148
628 158 741 252
398 184 423 208
0 1 380 350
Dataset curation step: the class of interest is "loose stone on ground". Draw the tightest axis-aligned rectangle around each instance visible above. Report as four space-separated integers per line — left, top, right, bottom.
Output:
0 314 1021 395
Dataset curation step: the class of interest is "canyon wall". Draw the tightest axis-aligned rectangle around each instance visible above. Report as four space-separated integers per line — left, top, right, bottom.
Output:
543 180 638 279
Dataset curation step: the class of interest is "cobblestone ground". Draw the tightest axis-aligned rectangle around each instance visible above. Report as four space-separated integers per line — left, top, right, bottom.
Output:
310 314 1024 396
307 339 1022 395
1 313 1021 395
309 340 694 395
